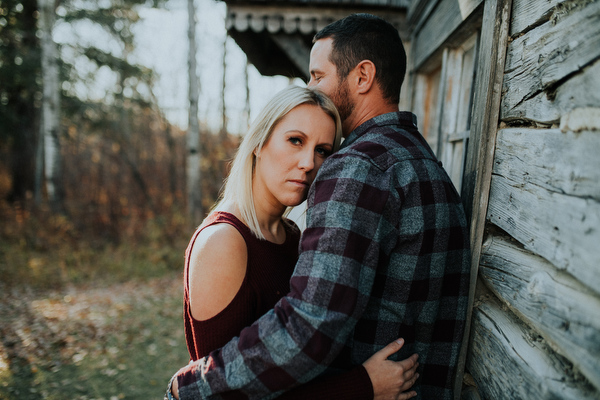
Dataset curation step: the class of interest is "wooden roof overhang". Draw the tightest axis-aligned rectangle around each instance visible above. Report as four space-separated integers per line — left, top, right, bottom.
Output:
221 1 410 79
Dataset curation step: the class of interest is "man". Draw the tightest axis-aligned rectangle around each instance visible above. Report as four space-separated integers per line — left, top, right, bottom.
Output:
169 13 470 400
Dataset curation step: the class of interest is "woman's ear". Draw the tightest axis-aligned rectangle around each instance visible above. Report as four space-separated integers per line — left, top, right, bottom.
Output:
355 60 376 94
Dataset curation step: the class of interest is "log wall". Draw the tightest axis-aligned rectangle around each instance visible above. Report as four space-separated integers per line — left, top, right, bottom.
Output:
466 0 600 398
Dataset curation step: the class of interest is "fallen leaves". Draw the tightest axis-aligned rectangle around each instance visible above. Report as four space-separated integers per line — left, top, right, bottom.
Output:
0 275 189 399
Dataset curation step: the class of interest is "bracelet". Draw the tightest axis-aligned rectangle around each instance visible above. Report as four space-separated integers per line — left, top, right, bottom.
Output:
164 376 177 400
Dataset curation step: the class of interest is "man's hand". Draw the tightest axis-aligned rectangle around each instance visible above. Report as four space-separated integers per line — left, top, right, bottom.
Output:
363 338 419 400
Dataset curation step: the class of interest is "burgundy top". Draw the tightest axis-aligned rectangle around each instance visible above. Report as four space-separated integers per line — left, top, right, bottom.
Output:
183 211 373 399
184 211 300 361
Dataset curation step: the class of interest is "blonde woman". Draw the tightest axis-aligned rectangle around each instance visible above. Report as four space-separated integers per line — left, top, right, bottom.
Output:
173 86 418 400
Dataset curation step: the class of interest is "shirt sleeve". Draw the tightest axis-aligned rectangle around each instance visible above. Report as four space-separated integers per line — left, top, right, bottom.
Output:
174 152 391 399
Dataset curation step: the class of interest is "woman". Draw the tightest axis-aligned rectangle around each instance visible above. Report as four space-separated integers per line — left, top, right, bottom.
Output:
174 86 418 400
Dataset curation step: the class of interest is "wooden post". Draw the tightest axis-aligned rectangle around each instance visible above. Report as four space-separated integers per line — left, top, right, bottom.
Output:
455 0 513 398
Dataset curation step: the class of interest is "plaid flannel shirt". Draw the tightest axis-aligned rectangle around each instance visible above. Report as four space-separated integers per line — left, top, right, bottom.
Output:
172 111 471 400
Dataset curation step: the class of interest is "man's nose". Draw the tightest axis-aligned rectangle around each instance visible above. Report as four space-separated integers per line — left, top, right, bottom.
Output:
307 78 316 88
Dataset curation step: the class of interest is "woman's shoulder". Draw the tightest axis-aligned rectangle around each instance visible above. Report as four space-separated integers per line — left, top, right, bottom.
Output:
194 212 247 255
187 216 249 321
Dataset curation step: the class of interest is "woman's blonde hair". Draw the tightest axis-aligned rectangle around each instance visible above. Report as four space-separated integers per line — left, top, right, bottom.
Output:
215 85 342 239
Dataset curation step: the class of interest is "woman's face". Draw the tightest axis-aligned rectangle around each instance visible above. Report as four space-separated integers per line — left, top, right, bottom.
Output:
253 103 336 212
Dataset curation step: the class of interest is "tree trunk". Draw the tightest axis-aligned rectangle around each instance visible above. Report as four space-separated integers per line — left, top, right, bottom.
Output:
244 59 251 130
187 0 202 225
220 34 228 139
37 0 63 212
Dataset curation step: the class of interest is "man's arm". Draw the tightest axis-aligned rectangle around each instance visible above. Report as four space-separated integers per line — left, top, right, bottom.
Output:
172 153 391 399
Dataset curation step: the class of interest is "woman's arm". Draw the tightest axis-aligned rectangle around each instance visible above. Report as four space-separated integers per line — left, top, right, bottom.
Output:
187 223 247 321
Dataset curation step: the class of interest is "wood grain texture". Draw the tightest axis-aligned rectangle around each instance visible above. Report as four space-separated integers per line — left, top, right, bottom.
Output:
480 234 600 390
509 0 562 36
501 58 600 123
487 171 600 294
501 0 600 121
455 0 513 397
493 127 600 201
468 297 598 399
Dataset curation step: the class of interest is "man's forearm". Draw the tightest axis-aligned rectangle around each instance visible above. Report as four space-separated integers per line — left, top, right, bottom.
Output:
172 295 356 399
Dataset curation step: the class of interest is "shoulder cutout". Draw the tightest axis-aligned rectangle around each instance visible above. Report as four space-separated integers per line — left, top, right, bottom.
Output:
188 222 248 321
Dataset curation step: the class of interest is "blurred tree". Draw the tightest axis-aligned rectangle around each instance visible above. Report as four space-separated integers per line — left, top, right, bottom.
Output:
37 0 63 212
220 33 227 140
0 0 39 203
186 0 202 225
0 0 165 206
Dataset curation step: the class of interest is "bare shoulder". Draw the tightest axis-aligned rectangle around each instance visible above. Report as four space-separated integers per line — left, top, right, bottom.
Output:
190 222 247 260
188 222 248 321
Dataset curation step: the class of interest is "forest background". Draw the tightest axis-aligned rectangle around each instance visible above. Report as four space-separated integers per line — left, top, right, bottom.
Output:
0 0 299 398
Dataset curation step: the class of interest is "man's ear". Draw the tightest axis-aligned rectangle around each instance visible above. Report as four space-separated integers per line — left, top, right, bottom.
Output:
355 60 376 94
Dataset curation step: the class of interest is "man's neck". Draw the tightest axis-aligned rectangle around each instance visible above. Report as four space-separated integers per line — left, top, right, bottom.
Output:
343 101 399 138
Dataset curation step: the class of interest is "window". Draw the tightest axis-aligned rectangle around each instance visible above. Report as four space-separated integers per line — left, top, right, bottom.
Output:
411 33 479 192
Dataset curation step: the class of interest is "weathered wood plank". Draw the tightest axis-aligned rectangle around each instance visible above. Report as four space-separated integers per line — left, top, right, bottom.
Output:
456 0 513 397
487 170 600 294
501 58 600 123
501 0 600 121
509 0 562 36
480 235 600 390
412 0 483 69
494 127 600 201
468 297 598 399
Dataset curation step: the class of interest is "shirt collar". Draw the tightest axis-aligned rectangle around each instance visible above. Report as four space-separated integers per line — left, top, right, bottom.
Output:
341 111 418 149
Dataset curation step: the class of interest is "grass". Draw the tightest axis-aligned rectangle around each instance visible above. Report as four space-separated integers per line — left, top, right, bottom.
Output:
0 275 191 400
0 207 193 399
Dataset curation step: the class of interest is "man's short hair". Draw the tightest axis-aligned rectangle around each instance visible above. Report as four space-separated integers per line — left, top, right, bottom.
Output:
313 13 406 104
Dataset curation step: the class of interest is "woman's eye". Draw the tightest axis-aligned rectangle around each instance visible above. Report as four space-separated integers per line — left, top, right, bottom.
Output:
289 137 302 145
316 147 331 157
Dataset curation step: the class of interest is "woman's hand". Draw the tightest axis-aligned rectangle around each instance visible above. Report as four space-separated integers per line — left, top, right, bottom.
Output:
363 338 419 400
171 377 179 400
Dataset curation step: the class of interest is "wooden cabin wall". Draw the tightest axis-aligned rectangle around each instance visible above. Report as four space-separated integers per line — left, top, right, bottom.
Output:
466 0 600 398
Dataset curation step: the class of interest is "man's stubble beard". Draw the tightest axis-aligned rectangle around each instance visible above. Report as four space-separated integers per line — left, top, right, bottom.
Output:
331 77 355 125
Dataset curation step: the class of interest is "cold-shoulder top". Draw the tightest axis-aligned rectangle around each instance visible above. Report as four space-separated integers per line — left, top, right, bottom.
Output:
182 211 374 399
183 211 300 360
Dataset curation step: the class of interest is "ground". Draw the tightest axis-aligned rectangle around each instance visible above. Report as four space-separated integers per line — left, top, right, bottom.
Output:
0 275 190 400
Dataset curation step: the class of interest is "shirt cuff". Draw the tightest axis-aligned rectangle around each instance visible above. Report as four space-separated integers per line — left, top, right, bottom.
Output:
165 374 177 400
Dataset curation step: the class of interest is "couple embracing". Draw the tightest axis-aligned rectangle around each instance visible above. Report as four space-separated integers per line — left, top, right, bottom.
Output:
168 13 470 400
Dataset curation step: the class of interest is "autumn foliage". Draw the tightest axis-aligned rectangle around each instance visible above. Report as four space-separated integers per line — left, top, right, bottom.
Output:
0 103 240 290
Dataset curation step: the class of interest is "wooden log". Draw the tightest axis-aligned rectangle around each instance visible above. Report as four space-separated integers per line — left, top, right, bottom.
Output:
501 57 600 124
509 0 562 37
487 174 600 296
501 0 600 121
480 235 600 390
493 127 600 201
468 297 598 399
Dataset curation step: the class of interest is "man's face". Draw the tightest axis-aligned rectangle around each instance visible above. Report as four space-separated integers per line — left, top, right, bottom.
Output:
308 38 355 126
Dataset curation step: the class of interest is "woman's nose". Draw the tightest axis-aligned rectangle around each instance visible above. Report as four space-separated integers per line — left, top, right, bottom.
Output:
298 150 315 171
